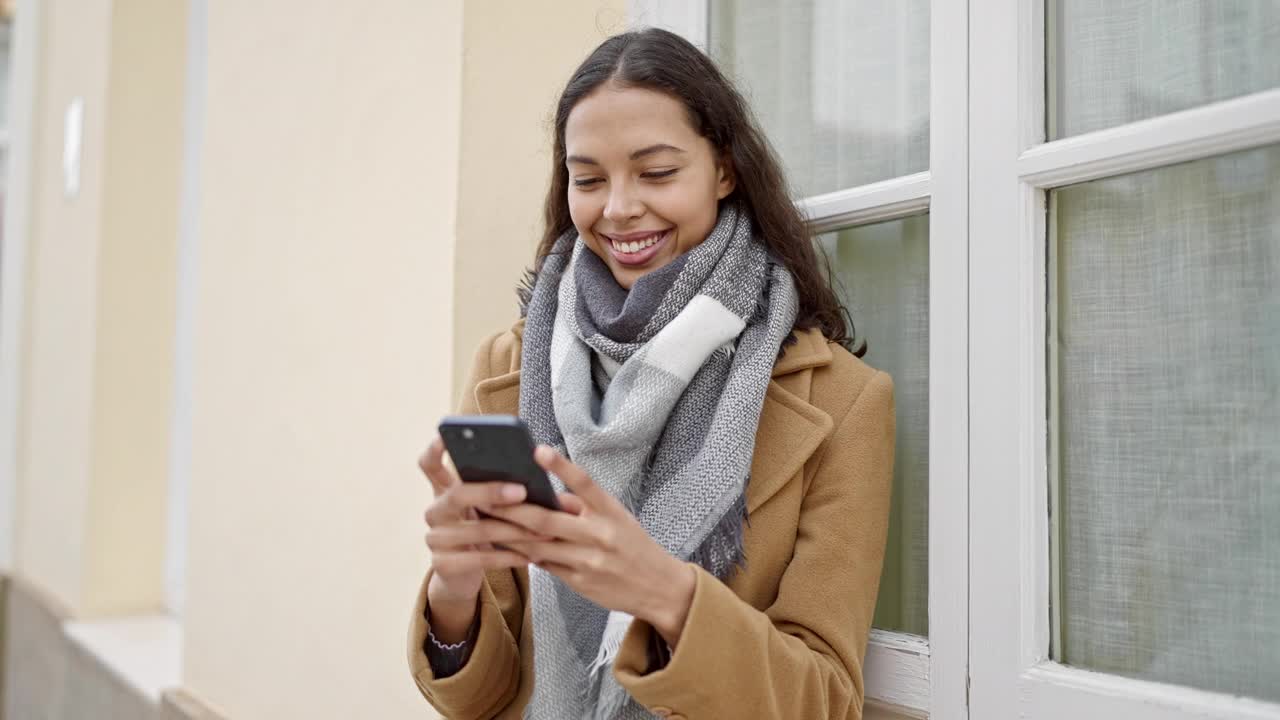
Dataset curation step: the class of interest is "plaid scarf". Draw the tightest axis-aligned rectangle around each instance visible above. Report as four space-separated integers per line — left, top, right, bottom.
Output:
518 205 798 719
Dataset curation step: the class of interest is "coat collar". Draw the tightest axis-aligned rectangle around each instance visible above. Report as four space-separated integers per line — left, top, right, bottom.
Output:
473 323 834 512
772 328 833 377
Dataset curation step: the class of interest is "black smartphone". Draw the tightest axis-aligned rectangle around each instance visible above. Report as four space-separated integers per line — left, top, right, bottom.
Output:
438 415 562 511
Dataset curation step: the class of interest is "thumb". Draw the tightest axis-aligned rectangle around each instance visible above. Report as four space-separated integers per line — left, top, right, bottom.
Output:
419 435 459 497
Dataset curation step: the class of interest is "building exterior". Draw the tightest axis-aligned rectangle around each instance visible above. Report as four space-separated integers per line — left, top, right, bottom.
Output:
0 1 1276 719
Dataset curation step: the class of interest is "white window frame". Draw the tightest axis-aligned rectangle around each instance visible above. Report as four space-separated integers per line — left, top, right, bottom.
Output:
968 1 1280 719
628 2 970 718
0 0 40 577
164 0 209 620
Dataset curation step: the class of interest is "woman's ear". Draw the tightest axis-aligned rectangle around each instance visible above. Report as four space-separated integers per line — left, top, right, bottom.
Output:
716 152 736 200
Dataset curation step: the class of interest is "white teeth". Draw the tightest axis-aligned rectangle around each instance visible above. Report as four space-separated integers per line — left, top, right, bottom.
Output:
611 231 664 254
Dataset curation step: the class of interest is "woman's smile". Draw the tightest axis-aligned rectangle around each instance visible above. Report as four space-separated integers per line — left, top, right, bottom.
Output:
598 228 673 267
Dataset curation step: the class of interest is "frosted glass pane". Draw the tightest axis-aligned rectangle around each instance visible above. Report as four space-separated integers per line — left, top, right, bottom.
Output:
1048 0 1280 139
709 0 929 196
821 215 929 636
1051 145 1280 701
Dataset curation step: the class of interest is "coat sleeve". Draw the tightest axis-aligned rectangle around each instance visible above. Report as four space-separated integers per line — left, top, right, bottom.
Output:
613 370 895 720
407 330 528 720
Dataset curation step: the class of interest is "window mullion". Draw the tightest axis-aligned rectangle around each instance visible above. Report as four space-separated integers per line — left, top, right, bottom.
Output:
796 171 932 232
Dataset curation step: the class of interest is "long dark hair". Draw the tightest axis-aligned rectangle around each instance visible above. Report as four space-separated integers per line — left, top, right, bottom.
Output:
521 27 860 356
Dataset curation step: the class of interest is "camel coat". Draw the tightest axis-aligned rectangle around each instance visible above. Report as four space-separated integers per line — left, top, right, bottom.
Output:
407 320 895 720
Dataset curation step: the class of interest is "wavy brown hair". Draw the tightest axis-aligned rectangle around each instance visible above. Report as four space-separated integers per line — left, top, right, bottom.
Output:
520 27 860 356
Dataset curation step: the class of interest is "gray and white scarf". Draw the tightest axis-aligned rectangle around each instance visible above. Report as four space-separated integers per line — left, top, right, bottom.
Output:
518 205 799 719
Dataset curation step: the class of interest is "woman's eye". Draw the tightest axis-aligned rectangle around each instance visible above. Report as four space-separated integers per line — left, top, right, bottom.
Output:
573 178 603 188
641 169 678 180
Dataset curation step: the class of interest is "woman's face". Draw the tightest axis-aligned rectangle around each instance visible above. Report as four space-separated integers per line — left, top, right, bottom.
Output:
564 85 735 289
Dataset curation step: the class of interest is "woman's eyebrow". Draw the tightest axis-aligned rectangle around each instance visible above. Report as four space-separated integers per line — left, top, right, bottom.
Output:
566 144 686 166
629 143 685 160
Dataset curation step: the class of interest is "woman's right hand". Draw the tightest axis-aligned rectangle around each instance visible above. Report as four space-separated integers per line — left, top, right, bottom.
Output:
419 435 543 641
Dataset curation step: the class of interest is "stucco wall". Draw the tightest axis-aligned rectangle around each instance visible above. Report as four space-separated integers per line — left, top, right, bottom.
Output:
179 2 464 717
450 0 627 399
16 0 185 618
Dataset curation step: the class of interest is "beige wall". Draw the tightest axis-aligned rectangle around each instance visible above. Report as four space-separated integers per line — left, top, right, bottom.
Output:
16 0 185 617
9 1 630 717
87 0 186 616
15 0 109 616
180 2 463 718
450 0 627 398
181 2 635 716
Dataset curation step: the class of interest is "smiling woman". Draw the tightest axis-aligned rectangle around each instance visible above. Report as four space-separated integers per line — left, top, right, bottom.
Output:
565 88 733 288
408 27 896 720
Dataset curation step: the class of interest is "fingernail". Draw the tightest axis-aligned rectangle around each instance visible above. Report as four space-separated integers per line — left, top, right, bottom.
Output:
503 484 526 502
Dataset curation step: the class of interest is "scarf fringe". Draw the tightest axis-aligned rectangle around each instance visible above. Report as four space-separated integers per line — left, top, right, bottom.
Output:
582 611 633 720
587 610 633 677
688 491 750 581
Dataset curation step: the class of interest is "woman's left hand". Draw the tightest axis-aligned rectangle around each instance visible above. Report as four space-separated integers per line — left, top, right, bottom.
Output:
487 445 697 648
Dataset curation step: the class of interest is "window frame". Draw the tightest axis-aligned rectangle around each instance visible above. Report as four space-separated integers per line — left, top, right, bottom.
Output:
968 1 1280 719
164 0 209 620
627 2 970 717
0 0 37 578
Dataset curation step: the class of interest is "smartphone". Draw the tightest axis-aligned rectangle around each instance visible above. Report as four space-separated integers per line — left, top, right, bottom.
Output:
438 415 562 511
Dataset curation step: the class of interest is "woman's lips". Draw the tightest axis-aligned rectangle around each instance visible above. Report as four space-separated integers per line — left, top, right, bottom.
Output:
602 229 671 267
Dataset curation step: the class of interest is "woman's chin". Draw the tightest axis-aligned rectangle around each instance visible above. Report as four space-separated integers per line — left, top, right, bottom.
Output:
610 269 639 290
609 256 673 289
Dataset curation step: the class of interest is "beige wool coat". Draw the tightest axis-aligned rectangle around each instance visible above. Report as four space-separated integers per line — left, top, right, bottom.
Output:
408 319 895 720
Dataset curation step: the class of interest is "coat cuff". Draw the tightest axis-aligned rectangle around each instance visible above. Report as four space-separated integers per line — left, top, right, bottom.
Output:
613 563 741 715
407 570 520 719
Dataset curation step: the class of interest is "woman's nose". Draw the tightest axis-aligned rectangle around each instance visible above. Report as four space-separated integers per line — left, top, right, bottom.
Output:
603 181 643 223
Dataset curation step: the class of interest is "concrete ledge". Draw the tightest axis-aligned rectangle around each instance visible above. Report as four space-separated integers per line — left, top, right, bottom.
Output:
1 576 163 719
161 688 229 720
3 574 71 719
64 613 181 703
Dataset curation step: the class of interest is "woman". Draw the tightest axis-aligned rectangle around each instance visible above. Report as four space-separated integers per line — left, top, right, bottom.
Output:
408 28 894 720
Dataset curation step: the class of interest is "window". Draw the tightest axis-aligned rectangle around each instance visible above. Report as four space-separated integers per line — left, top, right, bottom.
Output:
711 0 933 642
1049 145 1280 702
1048 0 1280 139
709 0 929 194
971 1 1280 719
635 0 1280 717
820 216 930 638
628 1 968 717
